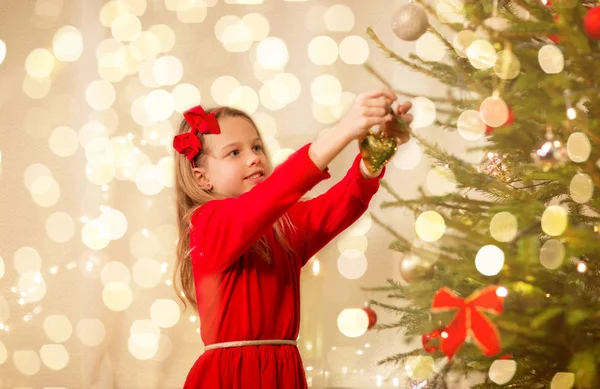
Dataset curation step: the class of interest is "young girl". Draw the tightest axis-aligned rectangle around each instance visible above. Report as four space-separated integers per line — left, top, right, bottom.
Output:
173 89 413 389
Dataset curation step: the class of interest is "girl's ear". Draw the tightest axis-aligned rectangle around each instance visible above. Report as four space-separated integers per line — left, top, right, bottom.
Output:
192 167 212 190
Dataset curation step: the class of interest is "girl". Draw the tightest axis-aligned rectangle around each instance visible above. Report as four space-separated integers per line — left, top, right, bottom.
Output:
173 89 413 389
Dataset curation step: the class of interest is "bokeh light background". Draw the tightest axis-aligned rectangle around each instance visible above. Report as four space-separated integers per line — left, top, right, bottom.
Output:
0 0 486 387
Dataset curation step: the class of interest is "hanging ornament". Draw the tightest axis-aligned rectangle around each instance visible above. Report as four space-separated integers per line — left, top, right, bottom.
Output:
423 286 505 359
584 7 600 40
362 302 378 329
479 151 511 182
399 253 435 283
531 127 568 172
359 113 398 173
391 3 429 41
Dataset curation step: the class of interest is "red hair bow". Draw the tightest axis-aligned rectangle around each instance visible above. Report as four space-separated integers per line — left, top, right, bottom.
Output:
173 106 221 167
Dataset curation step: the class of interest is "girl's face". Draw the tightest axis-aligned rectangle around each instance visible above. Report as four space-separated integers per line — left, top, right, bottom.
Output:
193 116 270 198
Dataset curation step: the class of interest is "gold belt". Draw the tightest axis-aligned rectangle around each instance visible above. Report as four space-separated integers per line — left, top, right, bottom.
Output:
204 340 297 351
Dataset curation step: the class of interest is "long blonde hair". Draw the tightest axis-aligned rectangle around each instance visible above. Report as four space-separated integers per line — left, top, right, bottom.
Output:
173 106 296 312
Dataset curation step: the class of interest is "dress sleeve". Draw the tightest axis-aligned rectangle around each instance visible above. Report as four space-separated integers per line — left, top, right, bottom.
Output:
190 143 331 273
288 154 385 266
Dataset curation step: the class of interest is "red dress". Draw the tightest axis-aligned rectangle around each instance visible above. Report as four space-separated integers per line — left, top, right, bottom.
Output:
184 144 384 389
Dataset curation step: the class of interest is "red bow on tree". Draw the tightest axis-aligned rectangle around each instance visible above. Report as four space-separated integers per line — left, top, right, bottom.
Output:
422 286 504 359
173 106 221 167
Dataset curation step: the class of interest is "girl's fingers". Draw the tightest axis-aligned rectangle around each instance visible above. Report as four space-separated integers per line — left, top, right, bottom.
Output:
395 101 413 115
364 96 392 108
400 113 414 124
362 106 388 117
363 89 397 103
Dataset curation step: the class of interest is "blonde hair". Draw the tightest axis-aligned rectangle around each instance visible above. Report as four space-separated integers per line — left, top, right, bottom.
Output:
173 106 296 312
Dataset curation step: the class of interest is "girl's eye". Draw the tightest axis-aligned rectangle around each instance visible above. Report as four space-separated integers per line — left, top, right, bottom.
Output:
253 145 262 152
229 149 239 157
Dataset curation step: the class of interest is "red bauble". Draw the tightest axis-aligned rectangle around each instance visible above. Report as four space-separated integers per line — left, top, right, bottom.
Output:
584 7 600 40
363 306 377 329
485 109 515 135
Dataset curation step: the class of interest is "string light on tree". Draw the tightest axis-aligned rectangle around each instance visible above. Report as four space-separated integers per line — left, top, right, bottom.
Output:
531 127 568 171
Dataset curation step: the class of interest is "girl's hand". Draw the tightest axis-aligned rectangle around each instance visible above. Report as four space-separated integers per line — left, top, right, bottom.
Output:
336 89 398 142
387 101 413 146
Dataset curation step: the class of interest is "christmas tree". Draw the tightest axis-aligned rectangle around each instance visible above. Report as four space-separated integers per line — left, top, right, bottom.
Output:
362 1 600 388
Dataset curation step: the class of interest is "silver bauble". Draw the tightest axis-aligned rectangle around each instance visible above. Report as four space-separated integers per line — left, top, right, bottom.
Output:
391 3 429 41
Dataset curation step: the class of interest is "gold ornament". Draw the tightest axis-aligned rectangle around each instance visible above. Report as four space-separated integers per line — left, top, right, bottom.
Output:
479 151 511 182
359 118 398 173
399 253 435 283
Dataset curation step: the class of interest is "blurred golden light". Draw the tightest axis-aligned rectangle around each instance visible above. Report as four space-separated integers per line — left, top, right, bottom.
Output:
569 173 593 204
23 75 52 99
453 30 478 58
457 110 486 140
25 48 55 78
102 282 133 311
426 166 456 196
211 75 240 106
243 13 270 41
339 35 370 64
271 148 295 167
479 96 509 127
86 80 116 111
30 176 61 207
148 24 176 53
76 318 106 346
35 0 63 17
466 40 497 70
550 372 575 389
111 13 142 42
14 247 42 275
436 0 465 23
101 261 131 286
53 26 83 62
176 2 207 23
228 85 259 114
540 239 565 270
145 89 175 121
392 139 422 170
256 37 289 69
488 360 517 385
40 344 69 370
49 126 78 157
311 75 341 105
46 212 75 243
539 45 564 74
416 32 446 62
43 315 73 343
150 299 180 328
490 212 517 242
337 233 368 254
541 205 568 236
324 4 355 32
308 36 338 65
133 258 162 288
172 83 201 113
494 50 521 80
337 309 368 338
13 350 41 376
566 132 591 163
475 245 504 276
337 249 368 280
415 211 446 242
